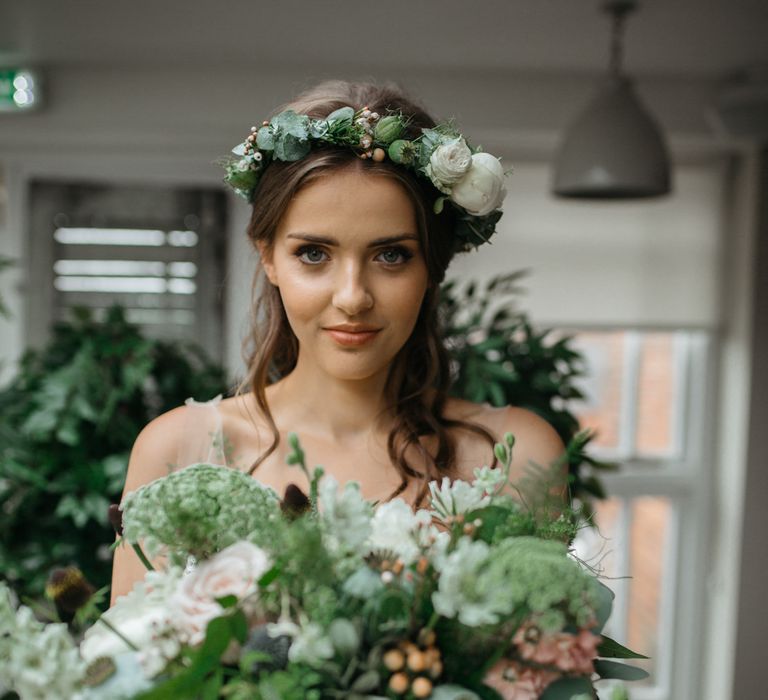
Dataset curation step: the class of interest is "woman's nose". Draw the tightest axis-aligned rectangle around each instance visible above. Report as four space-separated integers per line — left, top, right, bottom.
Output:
332 262 374 315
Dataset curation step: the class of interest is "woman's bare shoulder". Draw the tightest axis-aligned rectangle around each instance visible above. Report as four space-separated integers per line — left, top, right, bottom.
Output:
217 392 271 442
122 405 190 495
444 397 565 477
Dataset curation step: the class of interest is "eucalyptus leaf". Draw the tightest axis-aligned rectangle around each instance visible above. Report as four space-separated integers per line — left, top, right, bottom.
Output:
326 106 355 125
309 119 330 138
350 670 380 692
593 580 615 633
256 126 275 150
594 659 650 681
598 634 649 659
275 133 311 162
540 676 594 699
329 618 359 655
430 685 482 700
271 110 311 138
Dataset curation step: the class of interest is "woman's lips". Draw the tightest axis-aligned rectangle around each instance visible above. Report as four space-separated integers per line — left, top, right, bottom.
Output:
325 329 381 346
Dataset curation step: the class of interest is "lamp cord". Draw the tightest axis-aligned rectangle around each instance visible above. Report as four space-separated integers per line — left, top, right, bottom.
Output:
603 0 637 77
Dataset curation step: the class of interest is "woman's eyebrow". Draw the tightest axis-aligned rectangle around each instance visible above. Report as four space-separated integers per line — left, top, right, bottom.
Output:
285 233 419 247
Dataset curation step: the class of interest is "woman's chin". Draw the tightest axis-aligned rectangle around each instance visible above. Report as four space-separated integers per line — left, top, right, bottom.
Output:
313 356 392 383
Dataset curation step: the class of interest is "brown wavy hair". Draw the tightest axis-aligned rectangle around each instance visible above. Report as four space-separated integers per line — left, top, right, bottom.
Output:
235 79 496 507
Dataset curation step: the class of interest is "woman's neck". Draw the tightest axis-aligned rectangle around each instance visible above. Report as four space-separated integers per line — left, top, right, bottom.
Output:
268 358 393 446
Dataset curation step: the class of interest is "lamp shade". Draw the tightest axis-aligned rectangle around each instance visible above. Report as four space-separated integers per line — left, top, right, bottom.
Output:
553 76 671 198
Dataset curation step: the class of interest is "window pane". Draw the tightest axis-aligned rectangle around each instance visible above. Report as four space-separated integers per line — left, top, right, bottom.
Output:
636 334 679 457
572 497 627 638
627 496 671 686
572 496 671 690
28 181 228 364
570 331 626 451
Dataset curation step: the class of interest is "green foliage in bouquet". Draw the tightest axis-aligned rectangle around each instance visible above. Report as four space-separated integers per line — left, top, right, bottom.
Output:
440 272 617 522
0 433 648 699
32 434 644 700
0 305 226 601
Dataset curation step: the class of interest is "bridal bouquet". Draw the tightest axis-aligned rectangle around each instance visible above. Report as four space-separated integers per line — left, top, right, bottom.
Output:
0 434 647 700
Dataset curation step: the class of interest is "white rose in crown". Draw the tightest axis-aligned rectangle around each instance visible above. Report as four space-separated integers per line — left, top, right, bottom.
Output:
427 137 473 193
168 541 271 645
449 152 508 216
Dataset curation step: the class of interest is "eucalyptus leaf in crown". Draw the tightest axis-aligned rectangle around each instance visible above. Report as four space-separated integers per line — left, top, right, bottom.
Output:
221 106 510 253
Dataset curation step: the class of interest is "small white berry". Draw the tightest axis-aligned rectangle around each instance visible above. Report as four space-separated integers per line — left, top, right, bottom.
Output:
381 570 394 583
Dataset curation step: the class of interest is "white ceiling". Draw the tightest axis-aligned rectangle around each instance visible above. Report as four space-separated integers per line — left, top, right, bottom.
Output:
1 0 766 79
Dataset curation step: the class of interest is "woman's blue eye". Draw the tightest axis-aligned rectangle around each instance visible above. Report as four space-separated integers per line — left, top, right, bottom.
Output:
377 247 413 265
296 246 327 264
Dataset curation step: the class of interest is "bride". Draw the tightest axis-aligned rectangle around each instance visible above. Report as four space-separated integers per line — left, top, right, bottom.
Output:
111 81 565 646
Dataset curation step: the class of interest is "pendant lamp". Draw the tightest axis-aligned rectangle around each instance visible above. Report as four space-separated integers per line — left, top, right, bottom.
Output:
552 0 671 198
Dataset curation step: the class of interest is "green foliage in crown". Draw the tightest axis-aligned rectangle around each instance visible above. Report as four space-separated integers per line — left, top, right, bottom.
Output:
221 106 510 254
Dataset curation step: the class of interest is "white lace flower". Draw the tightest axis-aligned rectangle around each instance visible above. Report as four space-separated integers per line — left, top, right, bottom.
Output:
431 538 507 626
428 477 491 519
472 465 507 496
368 499 433 564
318 475 373 555
0 597 86 700
120 462 280 565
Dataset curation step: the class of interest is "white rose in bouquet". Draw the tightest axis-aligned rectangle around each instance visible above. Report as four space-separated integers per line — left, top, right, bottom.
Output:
449 152 507 216
169 541 271 645
80 604 171 664
80 567 182 669
426 137 473 193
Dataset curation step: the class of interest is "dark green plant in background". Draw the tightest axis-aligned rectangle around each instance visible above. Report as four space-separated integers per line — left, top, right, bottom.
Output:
0 306 226 601
441 272 616 521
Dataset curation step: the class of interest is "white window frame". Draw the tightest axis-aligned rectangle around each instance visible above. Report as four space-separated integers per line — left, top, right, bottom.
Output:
572 329 714 700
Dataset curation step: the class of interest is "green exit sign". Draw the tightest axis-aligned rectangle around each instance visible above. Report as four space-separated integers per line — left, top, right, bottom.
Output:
0 69 39 112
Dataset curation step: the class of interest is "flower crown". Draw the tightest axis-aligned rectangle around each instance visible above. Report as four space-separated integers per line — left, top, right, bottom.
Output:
221 106 509 253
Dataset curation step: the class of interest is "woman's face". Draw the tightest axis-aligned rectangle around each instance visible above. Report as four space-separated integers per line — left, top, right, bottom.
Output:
259 167 429 383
